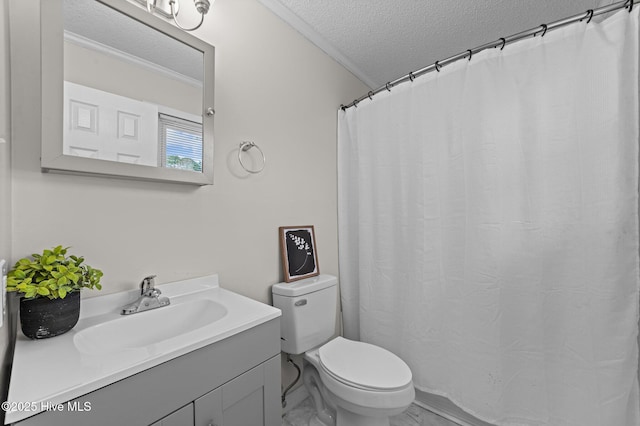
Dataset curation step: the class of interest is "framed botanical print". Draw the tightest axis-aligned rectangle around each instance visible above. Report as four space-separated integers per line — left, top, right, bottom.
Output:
279 226 319 282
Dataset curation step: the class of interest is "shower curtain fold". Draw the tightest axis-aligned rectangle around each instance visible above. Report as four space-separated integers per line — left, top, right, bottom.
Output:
338 8 640 426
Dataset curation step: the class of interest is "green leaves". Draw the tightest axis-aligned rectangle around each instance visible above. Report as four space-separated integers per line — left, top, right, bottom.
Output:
6 246 103 300
13 269 26 280
58 286 70 299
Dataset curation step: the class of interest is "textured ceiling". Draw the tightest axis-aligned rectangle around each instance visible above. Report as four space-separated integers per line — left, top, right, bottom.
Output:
258 0 616 89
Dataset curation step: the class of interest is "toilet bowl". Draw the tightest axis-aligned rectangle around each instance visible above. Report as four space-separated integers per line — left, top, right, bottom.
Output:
272 275 415 426
304 337 415 426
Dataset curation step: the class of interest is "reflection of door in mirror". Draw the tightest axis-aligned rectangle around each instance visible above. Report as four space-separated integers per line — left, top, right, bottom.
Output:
62 0 205 173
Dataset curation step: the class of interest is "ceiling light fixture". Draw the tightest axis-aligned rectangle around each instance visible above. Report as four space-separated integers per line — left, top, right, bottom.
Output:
134 0 211 31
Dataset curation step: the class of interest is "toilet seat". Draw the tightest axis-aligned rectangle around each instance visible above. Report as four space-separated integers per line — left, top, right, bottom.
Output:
306 337 415 415
318 337 412 391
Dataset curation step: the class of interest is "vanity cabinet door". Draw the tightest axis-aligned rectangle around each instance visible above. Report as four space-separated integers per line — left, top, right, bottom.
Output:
150 403 194 426
194 356 280 426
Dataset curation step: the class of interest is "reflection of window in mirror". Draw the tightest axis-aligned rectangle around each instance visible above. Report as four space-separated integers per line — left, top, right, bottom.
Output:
62 0 204 173
159 113 203 172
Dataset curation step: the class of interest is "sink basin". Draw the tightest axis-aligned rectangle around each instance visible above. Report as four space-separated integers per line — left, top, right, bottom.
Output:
74 299 227 354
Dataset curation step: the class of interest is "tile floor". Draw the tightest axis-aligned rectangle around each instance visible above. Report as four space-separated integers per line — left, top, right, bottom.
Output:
282 396 461 426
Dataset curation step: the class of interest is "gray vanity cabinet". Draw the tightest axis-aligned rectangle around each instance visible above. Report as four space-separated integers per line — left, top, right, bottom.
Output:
11 319 281 426
194 356 280 426
150 355 281 426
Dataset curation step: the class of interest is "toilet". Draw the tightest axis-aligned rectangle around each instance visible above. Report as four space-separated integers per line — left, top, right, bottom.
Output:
272 275 415 426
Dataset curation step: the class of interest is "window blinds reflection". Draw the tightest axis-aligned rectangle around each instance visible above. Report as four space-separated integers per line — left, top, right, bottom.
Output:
159 114 203 172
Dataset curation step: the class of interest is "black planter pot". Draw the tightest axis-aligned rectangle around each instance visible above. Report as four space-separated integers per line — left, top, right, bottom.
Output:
20 291 81 339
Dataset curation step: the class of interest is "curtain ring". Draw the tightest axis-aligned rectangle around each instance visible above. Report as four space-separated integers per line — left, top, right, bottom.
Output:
582 9 594 23
353 99 359 108
386 82 392 91
537 24 548 37
340 104 346 111
408 72 415 82
368 91 374 100
628 0 633 12
499 38 506 50
238 141 266 174
435 61 441 72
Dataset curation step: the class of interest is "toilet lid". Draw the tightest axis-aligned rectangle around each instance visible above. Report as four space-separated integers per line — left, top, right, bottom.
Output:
318 337 412 391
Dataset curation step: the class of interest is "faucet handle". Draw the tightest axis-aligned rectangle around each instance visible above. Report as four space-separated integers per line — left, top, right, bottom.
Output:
140 275 157 295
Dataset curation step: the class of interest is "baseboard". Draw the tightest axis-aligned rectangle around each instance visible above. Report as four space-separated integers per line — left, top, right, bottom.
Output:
283 384 309 413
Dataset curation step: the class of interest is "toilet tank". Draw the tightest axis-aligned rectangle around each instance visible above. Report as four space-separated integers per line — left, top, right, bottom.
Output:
272 275 338 355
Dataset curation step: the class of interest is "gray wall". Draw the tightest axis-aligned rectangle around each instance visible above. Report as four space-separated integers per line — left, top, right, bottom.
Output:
0 0 13 423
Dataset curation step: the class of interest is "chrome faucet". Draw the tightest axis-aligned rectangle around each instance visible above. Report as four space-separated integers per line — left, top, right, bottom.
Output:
121 275 170 315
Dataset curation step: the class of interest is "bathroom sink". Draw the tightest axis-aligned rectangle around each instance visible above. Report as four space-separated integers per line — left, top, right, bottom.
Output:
74 299 228 354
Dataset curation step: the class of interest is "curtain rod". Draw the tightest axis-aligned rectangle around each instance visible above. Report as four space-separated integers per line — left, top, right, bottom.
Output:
340 0 635 110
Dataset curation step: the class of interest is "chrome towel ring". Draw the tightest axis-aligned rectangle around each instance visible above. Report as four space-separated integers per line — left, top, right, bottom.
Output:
238 141 266 174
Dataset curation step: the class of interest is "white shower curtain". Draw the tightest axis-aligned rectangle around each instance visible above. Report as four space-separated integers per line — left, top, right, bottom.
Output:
338 8 639 426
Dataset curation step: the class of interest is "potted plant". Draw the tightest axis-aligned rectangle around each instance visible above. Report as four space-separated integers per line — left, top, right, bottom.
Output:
6 245 103 339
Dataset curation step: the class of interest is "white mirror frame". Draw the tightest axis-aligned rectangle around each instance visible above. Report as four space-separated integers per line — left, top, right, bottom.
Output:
40 0 215 185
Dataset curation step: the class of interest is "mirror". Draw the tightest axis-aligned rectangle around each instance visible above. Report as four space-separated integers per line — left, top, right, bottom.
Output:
41 0 214 185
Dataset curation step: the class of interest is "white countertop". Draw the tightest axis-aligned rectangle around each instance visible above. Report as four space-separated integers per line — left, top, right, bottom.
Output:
5 275 281 424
